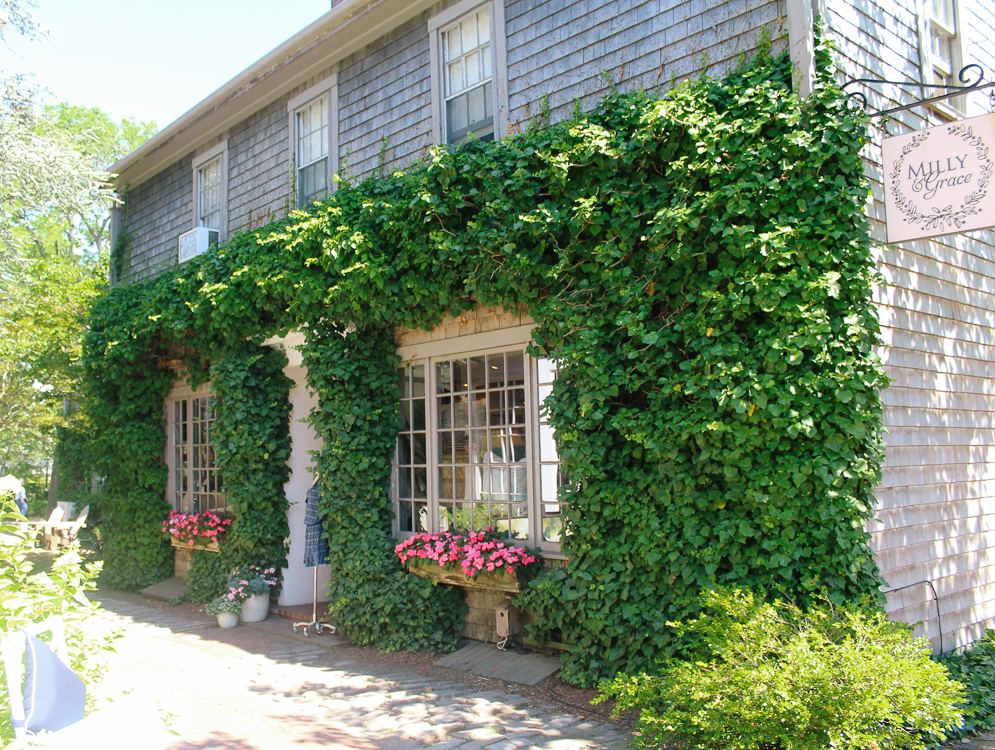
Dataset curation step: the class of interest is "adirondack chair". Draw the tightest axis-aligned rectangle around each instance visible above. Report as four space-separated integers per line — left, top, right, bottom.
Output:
54 505 89 550
33 507 64 550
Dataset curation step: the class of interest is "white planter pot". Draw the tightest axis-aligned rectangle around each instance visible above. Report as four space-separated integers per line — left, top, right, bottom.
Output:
217 612 239 629
240 592 269 623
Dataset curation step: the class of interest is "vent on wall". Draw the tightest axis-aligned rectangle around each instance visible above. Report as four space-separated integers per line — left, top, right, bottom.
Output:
178 227 219 263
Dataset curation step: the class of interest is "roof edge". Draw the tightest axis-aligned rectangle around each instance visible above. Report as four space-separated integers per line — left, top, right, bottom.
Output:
110 0 430 190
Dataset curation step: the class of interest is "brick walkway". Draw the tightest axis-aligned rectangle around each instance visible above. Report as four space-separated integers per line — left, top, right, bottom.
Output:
83 591 632 749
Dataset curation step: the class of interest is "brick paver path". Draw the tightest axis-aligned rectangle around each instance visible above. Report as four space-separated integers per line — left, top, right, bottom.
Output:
85 592 632 749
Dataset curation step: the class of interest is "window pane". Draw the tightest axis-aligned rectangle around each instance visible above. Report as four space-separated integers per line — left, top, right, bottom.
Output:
446 95 469 143
487 353 505 388
479 9 490 44
412 365 425 397
462 16 478 51
465 50 480 87
448 59 464 95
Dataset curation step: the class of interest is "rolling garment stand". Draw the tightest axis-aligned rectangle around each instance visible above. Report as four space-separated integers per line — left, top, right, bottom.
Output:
293 479 334 637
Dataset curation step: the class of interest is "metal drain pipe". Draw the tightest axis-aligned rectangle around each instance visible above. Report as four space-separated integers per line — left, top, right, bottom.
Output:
880 579 943 655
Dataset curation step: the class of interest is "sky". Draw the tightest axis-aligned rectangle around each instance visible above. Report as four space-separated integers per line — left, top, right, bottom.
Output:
0 0 331 131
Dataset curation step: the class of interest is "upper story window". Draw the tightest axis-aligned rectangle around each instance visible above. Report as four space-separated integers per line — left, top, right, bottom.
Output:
394 331 564 554
289 75 338 208
444 8 493 143
921 0 967 115
429 0 508 146
191 142 227 236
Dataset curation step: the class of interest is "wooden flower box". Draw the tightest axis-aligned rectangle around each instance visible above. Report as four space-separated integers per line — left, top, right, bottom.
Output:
171 537 221 580
170 537 220 553
405 559 529 593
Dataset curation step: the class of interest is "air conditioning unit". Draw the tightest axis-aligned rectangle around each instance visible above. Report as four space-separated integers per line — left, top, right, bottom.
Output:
178 227 219 263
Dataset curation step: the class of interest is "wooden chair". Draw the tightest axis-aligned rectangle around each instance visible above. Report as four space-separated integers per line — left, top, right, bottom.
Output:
31 507 64 550
54 505 89 550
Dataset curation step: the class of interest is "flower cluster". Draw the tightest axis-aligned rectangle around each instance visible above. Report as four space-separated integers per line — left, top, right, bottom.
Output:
206 596 241 615
395 527 541 579
161 510 232 545
222 565 279 603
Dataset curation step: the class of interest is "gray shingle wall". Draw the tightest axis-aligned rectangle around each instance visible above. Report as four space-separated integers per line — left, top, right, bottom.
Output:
826 0 995 652
337 9 434 182
228 95 293 233
504 0 785 131
123 155 192 283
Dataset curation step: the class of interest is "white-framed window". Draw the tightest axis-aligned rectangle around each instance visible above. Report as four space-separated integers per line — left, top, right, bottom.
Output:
920 0 967 115
429 0 509 146
288 75 338 208
191 142 228 236
167 387 226 514
394 328 564 553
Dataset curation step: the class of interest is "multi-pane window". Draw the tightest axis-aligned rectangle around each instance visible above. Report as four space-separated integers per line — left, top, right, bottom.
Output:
297 96 329 207
171 395 225 514
395 348 562 550
537 358 566 543
927 0 958 87
443 7 494 143
197 157 223 230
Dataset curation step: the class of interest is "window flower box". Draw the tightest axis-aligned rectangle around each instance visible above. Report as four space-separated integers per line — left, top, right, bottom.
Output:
405 558 524 592
169 537 220 553
397 527 542 593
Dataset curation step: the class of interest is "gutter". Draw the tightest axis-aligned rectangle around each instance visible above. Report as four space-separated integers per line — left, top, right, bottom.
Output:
109 0 435 190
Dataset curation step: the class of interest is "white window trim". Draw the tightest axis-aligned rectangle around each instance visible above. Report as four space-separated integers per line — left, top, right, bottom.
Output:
428 0 509 146
190 141 229 239
918 0 968 118
165 382 226 515
288 74 339 208
394 325 564 556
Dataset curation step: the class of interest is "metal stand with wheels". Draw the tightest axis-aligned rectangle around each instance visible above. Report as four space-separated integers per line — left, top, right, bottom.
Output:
292 566 334 638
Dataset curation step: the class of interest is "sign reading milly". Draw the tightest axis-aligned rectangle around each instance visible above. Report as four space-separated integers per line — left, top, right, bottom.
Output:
883 113 995 243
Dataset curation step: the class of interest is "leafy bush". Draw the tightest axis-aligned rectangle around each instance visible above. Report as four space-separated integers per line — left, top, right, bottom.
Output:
0 498 118 746
597 589 965 750
184 550 229 604
936 630 995 742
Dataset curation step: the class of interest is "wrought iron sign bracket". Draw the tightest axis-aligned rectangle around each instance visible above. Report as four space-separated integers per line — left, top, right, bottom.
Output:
843 64 994 119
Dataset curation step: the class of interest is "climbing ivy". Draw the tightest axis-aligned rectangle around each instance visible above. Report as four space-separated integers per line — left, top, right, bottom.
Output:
82 284 175 589
185 343 294 599
302 320 466 651
85 48 886 683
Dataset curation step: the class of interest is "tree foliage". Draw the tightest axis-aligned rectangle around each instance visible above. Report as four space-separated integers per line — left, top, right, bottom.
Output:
0 73 155 500
85 49 887 680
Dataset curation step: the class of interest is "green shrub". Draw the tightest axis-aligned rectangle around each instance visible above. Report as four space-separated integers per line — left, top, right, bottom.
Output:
936 630 995 742
597 589 965 750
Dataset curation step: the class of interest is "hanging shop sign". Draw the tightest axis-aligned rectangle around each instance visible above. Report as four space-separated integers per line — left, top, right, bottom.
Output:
883 112 994 243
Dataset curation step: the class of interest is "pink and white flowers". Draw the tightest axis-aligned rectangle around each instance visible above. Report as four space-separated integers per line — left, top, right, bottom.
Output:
395 527 542 579
224 565 279 602
162 510 232 546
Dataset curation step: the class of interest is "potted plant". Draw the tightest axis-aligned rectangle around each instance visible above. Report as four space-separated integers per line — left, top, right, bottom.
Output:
206 595 241 628
396 527 542 592
224 565 279 623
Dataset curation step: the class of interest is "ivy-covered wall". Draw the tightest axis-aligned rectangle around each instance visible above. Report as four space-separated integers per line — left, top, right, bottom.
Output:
84 49 887 685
